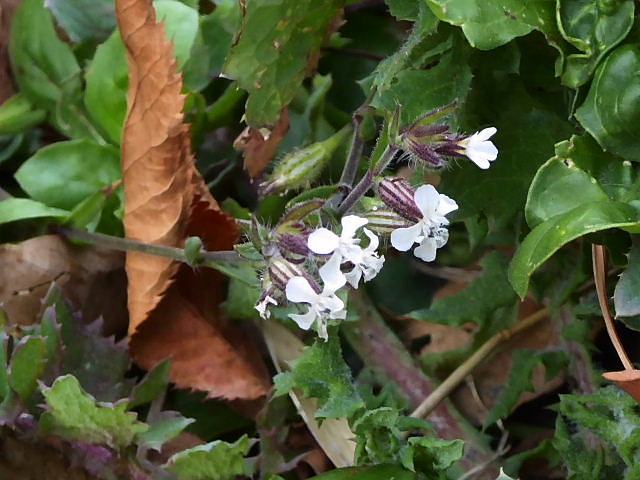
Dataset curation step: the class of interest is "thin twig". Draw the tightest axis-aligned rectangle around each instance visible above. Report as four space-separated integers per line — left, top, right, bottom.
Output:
592 244 633 370
410 307 550 419
339 113 365 188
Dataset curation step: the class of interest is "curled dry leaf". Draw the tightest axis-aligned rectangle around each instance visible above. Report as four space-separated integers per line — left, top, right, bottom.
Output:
116 0 269 400
234 108 290 179
602 370 640 404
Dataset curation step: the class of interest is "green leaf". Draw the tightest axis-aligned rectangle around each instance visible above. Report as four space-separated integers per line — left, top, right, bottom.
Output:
15 140 120 210
154 0 199 69
403 437 464 472
407 252 515 326
483 350 568 427
509 201 640 298
223 0 344 127
557 0 634 87
525 156 609 229
575 45 640 162
166 435 251 480
614 238 640 318
0 198 69 225
200 0 241 75
137 411 195 452
0 327 8 402
9 0 100 139
385 0 421 21
0 94 46 135
84 32 128 144
274 336 364 419
129 360 171 409
46 0 116 43
39 375 148 448
310 464 416 480
8 336 46 402
425 0 555 50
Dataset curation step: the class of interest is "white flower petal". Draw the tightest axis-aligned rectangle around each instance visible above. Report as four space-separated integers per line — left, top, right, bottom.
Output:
344 267 362 288
285 276 318 304
464 128 498 169
467 155 491 169
437 194 458 216
362 228 379 252
322 294 345 314
390 222 423 251
414 237 438 262
289 310 317 330
414 185 440 219
308 228 340 254
255 295 277 319
476 126 497 141
319 251 347 292
341 215 368 240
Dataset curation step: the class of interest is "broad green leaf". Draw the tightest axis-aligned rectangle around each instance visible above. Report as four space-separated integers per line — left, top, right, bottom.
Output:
403 437 464 472
129 360 171 408
575 45 640 162
557 0 634 87
509 201 640 298
9 0 100 140
425 0 555 50
0 198 69 225
274 336 364 419
154 0 199 69
200 0 241 75
385 0 420 21
64 189 108 231
223 0 344 127
407 252 515 326
525 157 609 229
483 350 568 428
0 94 46 135
8 336 46 402
166 435 251 480
311 464 416 480
46 0 116 43
39 375 148 448
614 238 640 319
137 411 195 452
15 140 120 210
84 32 128 144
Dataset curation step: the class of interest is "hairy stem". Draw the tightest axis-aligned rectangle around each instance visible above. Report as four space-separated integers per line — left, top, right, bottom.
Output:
410 307 549 420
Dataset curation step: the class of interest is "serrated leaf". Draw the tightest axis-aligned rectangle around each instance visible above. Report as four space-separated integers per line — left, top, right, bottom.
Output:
509 201 640 299
0 198 69 225
407 252 515 327
129 359 171 409
8 336 46 402
40 375 148 448
310 464 416 480
575 45 640 162
614 239 640 319
46 0 116 42
15 140 121 210
403 437 464 472
557 0 634 87
165 435 251 480
137 411 194 452
274 336 364 419
223 0 344 127
484 350 568 427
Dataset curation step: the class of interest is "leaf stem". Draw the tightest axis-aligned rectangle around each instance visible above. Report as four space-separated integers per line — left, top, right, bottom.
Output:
592 244 633 370
410 307 550 419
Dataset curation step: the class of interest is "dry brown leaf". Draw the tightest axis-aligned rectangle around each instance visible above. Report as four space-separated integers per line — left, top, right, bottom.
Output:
0 235 126 333
116 0 269 400
234 108 289 178
603 370 640 404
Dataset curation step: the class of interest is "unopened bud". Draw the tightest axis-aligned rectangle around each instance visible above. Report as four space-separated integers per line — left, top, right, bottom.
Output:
260 126 351 196
276 233 309 264
268 258 319 293
364 209 411 235
378 178 422 222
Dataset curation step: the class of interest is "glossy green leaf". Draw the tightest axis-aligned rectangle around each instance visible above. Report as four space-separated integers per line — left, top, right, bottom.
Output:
15 140 120 210
274 336 364 419
155 0 199 69
525 157 609 229
8 336 46 402
557 0 634 87
425 0 555 50
166 435 251 480
129 360 171 409
137 411 195 452
575 45 640 162
39 375 148 448
509 201 640 298
200 0 241 75
9 0 100 140
0 198 69 225
0 94 46 135
223 0 344 127
614 238 640 318
46 0 116 42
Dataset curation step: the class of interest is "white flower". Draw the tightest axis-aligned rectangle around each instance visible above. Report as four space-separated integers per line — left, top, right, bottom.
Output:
285 253 347 340
390 185 457 262
307 215 385 288
255 295 277 319
460 127 498 169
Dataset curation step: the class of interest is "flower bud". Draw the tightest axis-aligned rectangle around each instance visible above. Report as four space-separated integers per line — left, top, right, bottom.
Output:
268 257 319 293
378 178 422 222
276 233 309 264
364 209 411 235
259 126 351 196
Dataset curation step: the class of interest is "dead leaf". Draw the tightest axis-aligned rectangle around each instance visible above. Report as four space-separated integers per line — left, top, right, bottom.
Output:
116 0 269 400
0 235 126 334
234 109 289 178
603 370 640 403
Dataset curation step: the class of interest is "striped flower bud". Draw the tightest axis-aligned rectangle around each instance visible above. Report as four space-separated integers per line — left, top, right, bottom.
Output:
268 257 319 293
364 209 411 236
260 126 351 196
378 177 422 222
276 233 309 264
